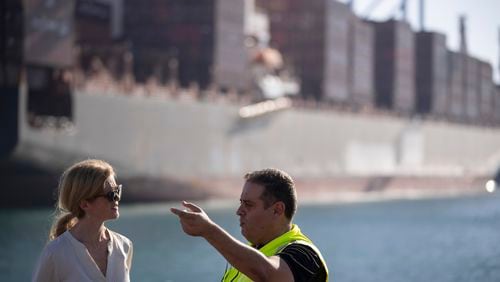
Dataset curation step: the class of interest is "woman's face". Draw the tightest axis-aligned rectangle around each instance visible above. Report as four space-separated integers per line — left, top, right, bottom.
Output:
85 175 121 222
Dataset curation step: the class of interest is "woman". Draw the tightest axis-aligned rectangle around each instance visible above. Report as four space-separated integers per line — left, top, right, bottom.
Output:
32 159 133 282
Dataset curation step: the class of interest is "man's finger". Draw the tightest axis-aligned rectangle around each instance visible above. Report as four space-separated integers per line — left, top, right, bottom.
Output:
170 207 182 216
182 201 202 212
170 207 192 217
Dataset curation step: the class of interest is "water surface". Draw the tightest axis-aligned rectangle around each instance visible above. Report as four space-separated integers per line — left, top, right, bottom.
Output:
1 193 499 281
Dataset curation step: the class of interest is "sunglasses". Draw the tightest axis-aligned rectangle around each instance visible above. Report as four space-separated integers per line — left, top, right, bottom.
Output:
94 184 122 202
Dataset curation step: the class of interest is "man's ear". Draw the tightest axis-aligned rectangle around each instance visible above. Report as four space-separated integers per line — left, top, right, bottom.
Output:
273 201 286 216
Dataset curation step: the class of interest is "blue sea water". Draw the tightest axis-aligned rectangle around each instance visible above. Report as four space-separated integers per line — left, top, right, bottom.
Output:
1 193 499 282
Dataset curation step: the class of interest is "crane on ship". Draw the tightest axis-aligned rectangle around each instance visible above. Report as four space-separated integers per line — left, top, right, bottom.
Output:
356 0 426 31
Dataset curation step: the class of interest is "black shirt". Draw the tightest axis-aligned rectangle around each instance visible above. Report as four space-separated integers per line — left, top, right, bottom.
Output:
278 243 327 282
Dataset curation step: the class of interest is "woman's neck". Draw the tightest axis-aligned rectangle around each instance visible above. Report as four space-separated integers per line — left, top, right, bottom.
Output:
70 218 108 244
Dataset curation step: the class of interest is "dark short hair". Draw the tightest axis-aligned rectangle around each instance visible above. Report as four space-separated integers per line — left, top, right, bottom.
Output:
244 168 297 220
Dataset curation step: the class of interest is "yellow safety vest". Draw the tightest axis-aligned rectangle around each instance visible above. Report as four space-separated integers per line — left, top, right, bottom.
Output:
221 224 329 282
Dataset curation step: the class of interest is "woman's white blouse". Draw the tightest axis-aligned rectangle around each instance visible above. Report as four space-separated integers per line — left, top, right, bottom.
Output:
32 230 133 282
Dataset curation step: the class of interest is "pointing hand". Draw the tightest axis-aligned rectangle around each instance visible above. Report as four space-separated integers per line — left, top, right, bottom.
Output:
170 201 214 237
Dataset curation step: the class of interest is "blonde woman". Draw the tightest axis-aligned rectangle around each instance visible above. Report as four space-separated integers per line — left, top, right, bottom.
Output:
32 159 133 282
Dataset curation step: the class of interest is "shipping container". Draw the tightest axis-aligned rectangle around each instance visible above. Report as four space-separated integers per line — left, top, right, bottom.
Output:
265 0 327 100
120 0 248 91
477 60 494 122
124 0 241 89
464 56 480 121
0 0 23 157
263 0 367 103
393 21 415 113
23 0 76 67
447 51 465 120
1 0 23 87
2 0 23 68
213 0 247 90
371 20 415 113
495 85 500 123
75 0 113 46
323 1 351 103
415 32 448 116
350 18 375 108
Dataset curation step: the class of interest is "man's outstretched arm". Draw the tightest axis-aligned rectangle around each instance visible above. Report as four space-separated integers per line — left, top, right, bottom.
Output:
170 201 294 282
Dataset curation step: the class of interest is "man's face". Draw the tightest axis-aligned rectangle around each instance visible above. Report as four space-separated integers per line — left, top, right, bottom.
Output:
236 181 276 246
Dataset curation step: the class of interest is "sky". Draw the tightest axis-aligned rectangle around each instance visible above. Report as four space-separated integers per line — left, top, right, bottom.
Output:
341 0 500 83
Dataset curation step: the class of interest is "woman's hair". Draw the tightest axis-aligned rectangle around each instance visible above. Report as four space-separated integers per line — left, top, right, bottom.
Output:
49 159 115 240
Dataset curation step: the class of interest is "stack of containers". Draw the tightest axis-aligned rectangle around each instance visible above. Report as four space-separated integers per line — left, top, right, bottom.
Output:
262 0 375 107
75 0 112 46
23 0 75 67
415 32 448 116
464 56 480 121
496 85 500 122
3 0 23 76
372 20 415 114
323 1 350 103
213 0 247 91
477 60 494 123
263 0 326 100
447 51 465 120
125 0 246 90
350 17 375 108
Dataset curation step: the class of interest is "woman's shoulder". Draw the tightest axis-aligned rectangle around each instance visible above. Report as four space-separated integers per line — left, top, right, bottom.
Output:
108 229 133 249
40 232 72 257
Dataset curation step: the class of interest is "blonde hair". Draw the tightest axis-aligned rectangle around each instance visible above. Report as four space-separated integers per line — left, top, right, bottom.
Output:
49 159 115 240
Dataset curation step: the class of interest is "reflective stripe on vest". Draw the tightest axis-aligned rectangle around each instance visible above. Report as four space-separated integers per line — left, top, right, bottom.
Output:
221 224 329 282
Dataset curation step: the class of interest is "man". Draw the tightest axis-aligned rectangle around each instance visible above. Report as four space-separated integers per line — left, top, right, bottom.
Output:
171 168 329 282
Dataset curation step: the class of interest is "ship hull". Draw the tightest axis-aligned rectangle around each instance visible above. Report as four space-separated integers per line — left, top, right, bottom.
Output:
9 87 500 205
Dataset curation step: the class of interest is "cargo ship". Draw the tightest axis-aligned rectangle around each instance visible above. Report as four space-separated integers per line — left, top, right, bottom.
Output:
1 0 500 206
6 81 500 206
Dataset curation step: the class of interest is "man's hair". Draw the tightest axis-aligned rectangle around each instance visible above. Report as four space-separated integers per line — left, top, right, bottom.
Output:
244 168 297 220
